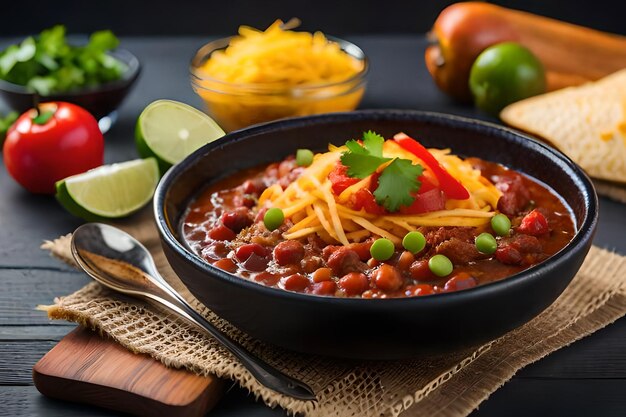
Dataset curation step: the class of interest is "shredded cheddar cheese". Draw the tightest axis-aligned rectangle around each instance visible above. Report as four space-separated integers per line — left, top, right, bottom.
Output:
199 20 363 86
258 140 503 245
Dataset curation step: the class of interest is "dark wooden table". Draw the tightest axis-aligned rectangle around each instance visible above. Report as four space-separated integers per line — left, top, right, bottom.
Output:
1 36 625 417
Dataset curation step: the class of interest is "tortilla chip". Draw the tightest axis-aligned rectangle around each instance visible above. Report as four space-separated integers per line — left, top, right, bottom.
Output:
501 69 626 183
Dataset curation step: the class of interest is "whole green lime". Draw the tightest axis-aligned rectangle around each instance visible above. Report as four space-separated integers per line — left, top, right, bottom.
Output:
469 42 546 116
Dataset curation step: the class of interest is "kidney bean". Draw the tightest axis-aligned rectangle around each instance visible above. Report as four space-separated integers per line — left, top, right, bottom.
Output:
241 253 269 272
278 159 295 177
495 245 523 265
213 258 237 273
409 259 436 280
348 241 373 261
367 258 380 268
273 240 305 266
496 174 531 216
255 207 268 223
281 274 310 292
443 272 478 292
322 245 339 260
235 243 268 262
396 251 415 271
207 224 236 241
300 256 323 273
513 234 543 253
311 267 332 283
405 284 435 297
221 207 253 232
361 290 374 298
310 280 337 296
338 272 369 296
327 248 365 276
233 194 256 208
241 179 264 195
264 162 279 178
372 264 403 292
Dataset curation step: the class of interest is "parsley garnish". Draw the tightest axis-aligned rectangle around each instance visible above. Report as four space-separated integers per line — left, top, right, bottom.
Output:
340 131 423 212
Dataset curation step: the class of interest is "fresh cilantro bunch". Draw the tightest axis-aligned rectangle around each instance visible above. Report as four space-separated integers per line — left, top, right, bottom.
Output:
340 131 423 212
0 25 126 95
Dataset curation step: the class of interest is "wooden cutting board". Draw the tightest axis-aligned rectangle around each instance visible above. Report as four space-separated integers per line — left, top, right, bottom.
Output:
33 326 225 416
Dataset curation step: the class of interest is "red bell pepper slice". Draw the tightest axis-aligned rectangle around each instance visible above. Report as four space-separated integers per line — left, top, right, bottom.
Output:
393 133 470 200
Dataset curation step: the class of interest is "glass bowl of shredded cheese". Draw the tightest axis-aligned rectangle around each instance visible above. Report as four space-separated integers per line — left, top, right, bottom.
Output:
190 20 368 132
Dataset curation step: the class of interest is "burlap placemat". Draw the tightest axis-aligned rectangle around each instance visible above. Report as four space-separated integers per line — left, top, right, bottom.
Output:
40 212 626 417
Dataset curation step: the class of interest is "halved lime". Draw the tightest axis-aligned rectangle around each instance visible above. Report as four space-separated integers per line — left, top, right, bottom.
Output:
135 99 225 174
55 158 159 220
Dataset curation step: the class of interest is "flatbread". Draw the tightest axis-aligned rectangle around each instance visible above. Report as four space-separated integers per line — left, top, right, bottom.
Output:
501 69 626 183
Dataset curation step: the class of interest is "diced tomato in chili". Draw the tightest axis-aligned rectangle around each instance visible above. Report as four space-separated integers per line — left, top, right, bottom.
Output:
328 163 359 195
399 187 446 214
350 188 386 215
393 133 470 200
517 209 550 236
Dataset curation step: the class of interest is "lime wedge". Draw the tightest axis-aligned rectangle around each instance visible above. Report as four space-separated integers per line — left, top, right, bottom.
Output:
135 99 225 174
55 158 159 220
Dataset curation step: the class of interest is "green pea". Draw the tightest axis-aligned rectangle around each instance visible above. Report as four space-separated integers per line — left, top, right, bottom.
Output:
370 238 395 261
428 254 453 277
475 232 497 255
296 149 314 167
402 231 426 254
491 213 511 236
263 207 284 231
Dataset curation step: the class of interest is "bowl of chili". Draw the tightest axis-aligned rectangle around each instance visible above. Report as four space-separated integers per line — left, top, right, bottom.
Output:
154 110 597 359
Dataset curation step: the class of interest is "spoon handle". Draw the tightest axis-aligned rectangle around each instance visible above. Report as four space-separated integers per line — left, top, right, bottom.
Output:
143 272 317 401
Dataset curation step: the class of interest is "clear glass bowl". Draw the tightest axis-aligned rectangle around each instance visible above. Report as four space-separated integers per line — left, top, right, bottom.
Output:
189 36 368 132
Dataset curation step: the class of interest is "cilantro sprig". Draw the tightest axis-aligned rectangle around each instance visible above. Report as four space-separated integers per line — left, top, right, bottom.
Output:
340 130 390 178
340 131 423 212
0 25 126 95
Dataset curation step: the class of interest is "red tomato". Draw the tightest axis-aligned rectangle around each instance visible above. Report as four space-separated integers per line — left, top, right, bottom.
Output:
3 102 104 194
328 163 359 195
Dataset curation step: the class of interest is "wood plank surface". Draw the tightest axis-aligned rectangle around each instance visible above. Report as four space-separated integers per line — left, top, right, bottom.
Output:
33 327 224 417
3 379 626 417
1 318 624 391
0 325 74 340
0 269 89 326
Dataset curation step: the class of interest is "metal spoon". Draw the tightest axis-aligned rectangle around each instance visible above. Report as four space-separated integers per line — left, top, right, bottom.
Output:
70 222 316 401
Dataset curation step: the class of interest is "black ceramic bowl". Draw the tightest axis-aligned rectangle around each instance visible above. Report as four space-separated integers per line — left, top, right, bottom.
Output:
0 49 140 121
155 110 597 360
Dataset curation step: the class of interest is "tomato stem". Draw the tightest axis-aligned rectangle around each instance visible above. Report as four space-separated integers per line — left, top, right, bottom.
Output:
31 96 56 125
33 94 40 117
